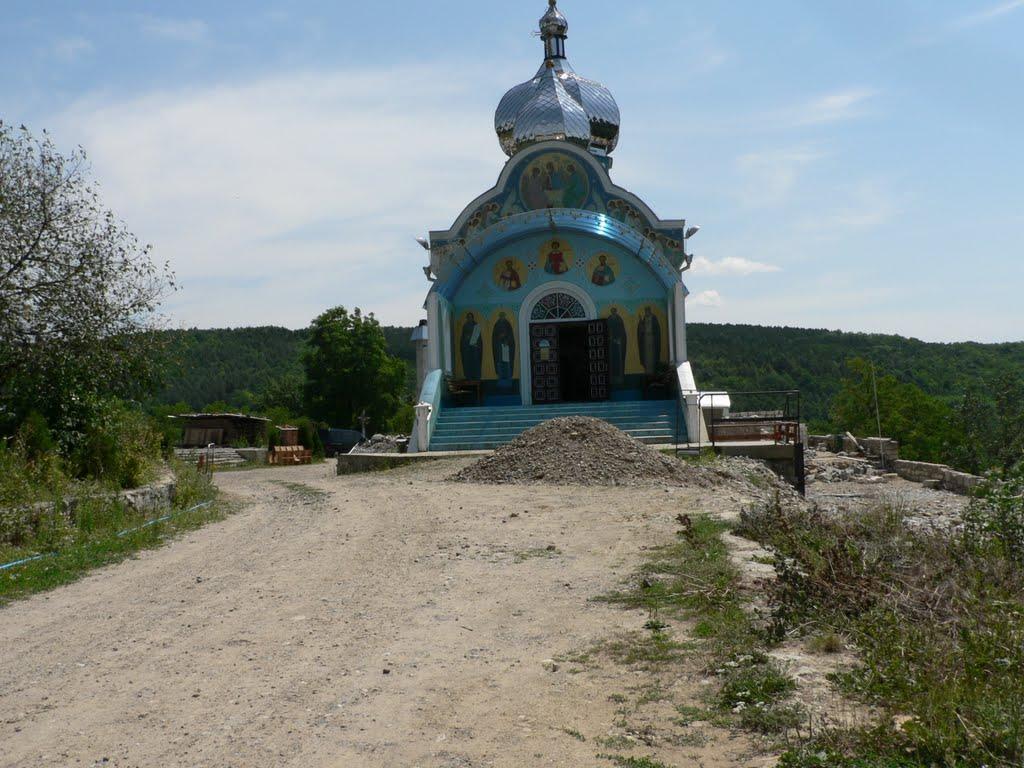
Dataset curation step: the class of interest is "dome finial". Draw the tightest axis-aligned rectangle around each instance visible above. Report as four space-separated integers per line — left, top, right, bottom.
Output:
539 0 568 59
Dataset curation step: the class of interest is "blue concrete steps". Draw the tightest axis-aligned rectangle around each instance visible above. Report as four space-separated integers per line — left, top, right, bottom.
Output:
429 399 686 452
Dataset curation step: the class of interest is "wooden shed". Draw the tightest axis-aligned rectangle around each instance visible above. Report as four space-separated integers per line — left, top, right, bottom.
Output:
174 413 271 448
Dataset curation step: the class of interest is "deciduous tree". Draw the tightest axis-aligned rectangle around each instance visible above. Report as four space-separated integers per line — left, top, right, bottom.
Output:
0 123 173 447
302 307 406 432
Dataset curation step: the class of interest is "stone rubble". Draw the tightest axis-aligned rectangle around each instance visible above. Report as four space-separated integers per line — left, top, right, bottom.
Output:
452 416 776 489
349 434 407 455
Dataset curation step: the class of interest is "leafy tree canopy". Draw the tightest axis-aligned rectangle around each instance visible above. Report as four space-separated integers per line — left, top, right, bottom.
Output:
302 307 406 432
830 358 953 461
0 122 173 457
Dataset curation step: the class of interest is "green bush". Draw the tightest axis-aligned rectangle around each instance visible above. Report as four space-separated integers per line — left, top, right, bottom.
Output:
963 463 1024 564
171 460 216 510
743 494 1024 767
386 403 415 435
296 418 324 459
70 400 162 489
17 412 56 462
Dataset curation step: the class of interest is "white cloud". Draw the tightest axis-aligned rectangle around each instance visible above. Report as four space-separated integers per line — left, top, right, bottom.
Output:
692 290 723 308
53 37 93 61
51 65 503 328
734 147 824 207
786 87 877 127
954 0 1024 28
797 181 896 236
691 256 781 277
140 17 210 44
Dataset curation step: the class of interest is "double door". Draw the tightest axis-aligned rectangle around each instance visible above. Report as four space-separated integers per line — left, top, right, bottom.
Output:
530 320 609 404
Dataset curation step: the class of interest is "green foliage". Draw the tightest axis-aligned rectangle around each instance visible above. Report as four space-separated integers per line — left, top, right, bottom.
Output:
0 462 220 604
688 323 1024 425
254 371 304 415
153 324 418 411
16 411 56 462
742 496 1024 767
302 307 407 433
386 402 416 435
1 123 173 451
963 463 1024 564
70 400 161 489
296 418 325 459
830 358 953 461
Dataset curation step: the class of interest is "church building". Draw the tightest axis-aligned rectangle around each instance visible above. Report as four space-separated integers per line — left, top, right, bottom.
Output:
410 1 705 452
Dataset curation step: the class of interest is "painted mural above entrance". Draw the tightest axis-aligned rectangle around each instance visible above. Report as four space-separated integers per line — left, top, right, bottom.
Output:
519 154 590 210
427 142 692 290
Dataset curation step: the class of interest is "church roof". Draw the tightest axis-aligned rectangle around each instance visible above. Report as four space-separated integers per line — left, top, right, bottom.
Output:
494 1 621 158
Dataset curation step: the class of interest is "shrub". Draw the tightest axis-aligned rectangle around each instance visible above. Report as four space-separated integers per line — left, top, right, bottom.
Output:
296 418 324 459
385 403 415 435
171 460 216 510
70 400 161 489
17 412 56 462
962 463 1024 564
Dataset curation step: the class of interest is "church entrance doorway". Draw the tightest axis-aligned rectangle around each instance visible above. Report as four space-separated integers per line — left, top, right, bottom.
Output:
529 320 609 404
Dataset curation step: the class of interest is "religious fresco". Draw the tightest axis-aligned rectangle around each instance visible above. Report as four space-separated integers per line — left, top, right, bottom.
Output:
636 304 664 375
604 305 628 385
490 308 518 389
456 311 484 381
449 229 672 401
493 258 526 292
519 153 591 210
599 302 671 379
429 145 690 277
588 252 618 287
540 238 574 276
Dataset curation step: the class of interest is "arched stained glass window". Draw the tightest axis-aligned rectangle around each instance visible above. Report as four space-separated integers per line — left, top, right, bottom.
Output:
531 292 586 321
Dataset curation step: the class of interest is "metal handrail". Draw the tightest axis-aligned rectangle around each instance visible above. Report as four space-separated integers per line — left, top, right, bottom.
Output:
697 390 802 451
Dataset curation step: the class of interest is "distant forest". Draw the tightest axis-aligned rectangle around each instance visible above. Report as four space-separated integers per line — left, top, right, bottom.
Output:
154 324 1024 427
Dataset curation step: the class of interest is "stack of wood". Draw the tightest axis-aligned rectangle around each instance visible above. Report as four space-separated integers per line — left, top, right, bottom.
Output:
268 445 312 465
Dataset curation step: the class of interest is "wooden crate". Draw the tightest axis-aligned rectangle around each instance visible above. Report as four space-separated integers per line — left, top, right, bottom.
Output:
269 445 313 465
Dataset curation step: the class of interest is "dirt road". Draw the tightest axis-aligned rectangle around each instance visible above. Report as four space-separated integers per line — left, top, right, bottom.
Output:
1 461 765 767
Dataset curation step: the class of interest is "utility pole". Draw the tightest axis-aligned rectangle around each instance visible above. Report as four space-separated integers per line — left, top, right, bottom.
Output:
870 362 884 468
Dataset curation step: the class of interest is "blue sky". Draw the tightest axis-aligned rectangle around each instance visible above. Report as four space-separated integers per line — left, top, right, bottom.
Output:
2 1 1021 342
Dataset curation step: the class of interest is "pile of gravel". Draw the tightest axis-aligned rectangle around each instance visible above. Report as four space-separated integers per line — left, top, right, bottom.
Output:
452 416 720 487
349 434 407 455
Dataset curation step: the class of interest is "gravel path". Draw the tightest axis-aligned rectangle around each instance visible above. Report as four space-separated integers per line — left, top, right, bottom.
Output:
0 460 766 767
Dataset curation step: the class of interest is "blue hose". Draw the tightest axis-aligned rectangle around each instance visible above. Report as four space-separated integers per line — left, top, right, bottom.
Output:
0 499 216 572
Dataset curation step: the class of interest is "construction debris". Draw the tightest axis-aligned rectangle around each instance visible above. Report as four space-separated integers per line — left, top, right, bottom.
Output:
349 434 408 455
453 416 723 487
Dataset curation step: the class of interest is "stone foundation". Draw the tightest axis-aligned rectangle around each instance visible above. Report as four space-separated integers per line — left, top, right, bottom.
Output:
892 460 984 496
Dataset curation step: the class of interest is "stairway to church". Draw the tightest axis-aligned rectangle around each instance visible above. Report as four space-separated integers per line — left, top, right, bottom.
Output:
428 399 686 452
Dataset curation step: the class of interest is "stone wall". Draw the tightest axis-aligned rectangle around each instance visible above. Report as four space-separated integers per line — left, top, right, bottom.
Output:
892 459 984 496
809 434 899 462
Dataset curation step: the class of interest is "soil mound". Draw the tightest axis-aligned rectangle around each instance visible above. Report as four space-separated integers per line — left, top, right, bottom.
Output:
452 416 718 487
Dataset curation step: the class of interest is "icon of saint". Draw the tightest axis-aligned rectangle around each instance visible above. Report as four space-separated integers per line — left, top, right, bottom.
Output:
544 161 565 207
543 241 568 275
522 166 547 210
498 259 522 291
591 254 616 286
563 163 586 208
492 312 516 389
607 307 627 385
637 307 662 375
460 313 483 380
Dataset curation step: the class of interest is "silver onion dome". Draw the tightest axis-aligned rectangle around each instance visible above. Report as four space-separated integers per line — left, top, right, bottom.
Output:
495 0 621 158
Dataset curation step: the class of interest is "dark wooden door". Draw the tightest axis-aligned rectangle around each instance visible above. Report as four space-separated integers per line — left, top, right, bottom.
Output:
530 323 560 403
587 320 610 401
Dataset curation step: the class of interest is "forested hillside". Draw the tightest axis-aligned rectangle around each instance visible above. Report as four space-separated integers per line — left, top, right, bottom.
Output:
688 324 1024 424
155 324 1024 425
